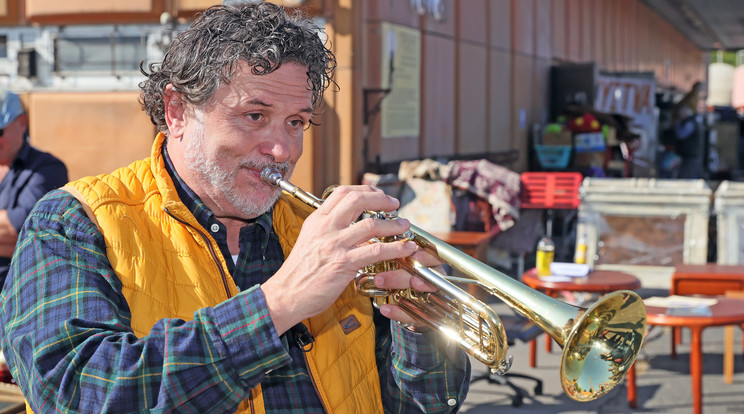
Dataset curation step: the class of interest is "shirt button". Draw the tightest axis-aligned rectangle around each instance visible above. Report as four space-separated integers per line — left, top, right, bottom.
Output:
447 398 457 407
210 223 220 233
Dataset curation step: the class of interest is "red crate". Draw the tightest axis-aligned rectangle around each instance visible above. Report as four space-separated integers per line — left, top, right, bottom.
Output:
520 172 583 209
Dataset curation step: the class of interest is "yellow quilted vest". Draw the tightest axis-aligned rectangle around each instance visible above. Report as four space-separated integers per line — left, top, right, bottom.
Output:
57 133 383 414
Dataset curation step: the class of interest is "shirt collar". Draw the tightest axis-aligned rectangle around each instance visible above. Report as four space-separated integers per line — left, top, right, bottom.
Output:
161 144 274 239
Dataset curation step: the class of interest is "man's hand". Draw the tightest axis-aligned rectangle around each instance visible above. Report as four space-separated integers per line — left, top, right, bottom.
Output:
372 247 443 331
0 210 18 258
262 185 419 335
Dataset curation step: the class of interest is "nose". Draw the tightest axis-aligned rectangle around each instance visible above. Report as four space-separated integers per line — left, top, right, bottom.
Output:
259 125 292 163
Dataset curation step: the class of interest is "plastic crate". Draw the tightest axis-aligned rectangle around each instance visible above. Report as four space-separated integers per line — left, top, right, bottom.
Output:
520 172 583 209
535 145 571 169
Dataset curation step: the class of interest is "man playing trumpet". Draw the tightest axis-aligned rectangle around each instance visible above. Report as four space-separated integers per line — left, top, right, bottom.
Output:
0 3 469 413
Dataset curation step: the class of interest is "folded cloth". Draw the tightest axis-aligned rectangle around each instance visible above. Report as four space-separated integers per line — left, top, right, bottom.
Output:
445 159 521 232
398 158 448 181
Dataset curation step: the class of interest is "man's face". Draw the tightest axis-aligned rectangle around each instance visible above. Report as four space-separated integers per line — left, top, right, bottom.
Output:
0 114 26 165
179 61 313 219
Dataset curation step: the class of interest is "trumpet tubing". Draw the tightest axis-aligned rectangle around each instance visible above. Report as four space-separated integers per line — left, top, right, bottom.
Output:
260 168 647 402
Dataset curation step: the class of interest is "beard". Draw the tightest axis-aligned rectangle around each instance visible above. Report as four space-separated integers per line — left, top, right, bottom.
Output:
183 114 290 218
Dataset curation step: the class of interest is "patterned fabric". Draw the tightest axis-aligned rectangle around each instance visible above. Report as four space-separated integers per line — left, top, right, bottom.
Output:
0 143 470 413
166 150 329 412
445 159 521 232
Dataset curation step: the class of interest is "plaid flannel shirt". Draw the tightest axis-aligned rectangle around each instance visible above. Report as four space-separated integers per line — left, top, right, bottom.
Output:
0 149 470 413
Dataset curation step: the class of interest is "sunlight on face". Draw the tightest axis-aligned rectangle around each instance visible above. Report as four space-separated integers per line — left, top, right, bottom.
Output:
183 109 290 217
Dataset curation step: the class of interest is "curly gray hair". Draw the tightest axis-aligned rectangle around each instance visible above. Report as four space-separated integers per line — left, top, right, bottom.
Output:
139 2 336 133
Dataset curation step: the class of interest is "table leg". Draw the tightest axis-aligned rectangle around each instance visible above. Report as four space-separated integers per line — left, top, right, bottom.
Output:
626 362 637 408
724 325 734 384
529 337 537 367
690 326 704 414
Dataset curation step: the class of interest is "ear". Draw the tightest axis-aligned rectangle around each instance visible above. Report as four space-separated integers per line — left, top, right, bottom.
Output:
16 113 29 129
163 84 187 139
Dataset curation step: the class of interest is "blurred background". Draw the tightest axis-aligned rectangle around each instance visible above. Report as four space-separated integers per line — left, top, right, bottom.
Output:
0 0 737 192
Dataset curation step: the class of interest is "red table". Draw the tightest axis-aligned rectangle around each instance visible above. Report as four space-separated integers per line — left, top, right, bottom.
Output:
521 268 641 366
670 264 744 382
627 297 744 414
521 267 642 296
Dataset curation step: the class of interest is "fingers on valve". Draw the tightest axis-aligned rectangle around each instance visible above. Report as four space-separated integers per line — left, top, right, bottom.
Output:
320 186 399 222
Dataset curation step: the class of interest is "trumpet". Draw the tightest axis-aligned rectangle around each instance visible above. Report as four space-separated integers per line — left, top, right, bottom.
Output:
261 168 646 402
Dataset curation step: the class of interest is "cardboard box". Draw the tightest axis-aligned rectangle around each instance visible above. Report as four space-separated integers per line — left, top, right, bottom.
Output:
542 130 572 146
573 151 605 168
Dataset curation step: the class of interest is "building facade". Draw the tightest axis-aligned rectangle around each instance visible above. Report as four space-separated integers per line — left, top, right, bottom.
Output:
0 0 706 193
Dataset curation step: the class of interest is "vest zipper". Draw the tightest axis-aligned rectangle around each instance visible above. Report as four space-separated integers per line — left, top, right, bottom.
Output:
302 352 329 413
164 207 232 299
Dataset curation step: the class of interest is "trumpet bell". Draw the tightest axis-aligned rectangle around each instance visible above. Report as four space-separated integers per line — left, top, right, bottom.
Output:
561 291 646 401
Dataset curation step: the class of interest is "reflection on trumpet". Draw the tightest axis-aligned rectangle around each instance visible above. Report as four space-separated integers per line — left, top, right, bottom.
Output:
261 167 647 402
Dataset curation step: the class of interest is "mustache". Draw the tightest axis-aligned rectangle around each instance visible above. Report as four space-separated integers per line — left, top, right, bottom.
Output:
244 159 290 178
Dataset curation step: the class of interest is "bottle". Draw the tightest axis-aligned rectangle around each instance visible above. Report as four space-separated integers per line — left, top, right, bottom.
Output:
574 234 587 265
536 236 555 277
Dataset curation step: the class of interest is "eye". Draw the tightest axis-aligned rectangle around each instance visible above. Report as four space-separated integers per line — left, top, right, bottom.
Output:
287 118 308 129
246 113 263 122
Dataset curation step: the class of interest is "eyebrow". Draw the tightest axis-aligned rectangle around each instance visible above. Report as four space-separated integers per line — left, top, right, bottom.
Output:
248 98 313 115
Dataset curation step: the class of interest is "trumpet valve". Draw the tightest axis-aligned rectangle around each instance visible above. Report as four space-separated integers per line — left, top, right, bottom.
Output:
355 267 395 298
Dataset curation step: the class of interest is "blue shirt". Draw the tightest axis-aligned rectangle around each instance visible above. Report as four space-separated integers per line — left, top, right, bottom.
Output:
0 139 67 286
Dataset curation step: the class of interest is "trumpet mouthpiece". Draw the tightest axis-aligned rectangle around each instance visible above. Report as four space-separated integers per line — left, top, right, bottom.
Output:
260 168 283 186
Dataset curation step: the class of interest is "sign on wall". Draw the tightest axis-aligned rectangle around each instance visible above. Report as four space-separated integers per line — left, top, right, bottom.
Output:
595 75 656 129
381 22 421 138
595 73 657 173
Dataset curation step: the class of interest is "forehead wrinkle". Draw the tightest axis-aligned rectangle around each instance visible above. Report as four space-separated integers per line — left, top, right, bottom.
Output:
241 97 313 117
217 62 313 113
247 98 271 107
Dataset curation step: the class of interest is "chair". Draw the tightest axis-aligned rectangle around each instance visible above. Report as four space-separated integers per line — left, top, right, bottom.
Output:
724 290 744 383
670 264 744 383
518 172 582 366
469 313 544 407
519 171 583 259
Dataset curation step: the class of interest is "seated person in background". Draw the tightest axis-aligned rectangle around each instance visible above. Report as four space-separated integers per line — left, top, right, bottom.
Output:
0 3 470 413
0 89 68 289
0 89 68 383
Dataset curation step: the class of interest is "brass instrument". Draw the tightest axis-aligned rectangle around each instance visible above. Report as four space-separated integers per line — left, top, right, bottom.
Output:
261 168 647 402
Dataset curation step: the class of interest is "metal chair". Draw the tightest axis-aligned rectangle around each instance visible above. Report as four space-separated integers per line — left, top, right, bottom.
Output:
469 313 544 407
